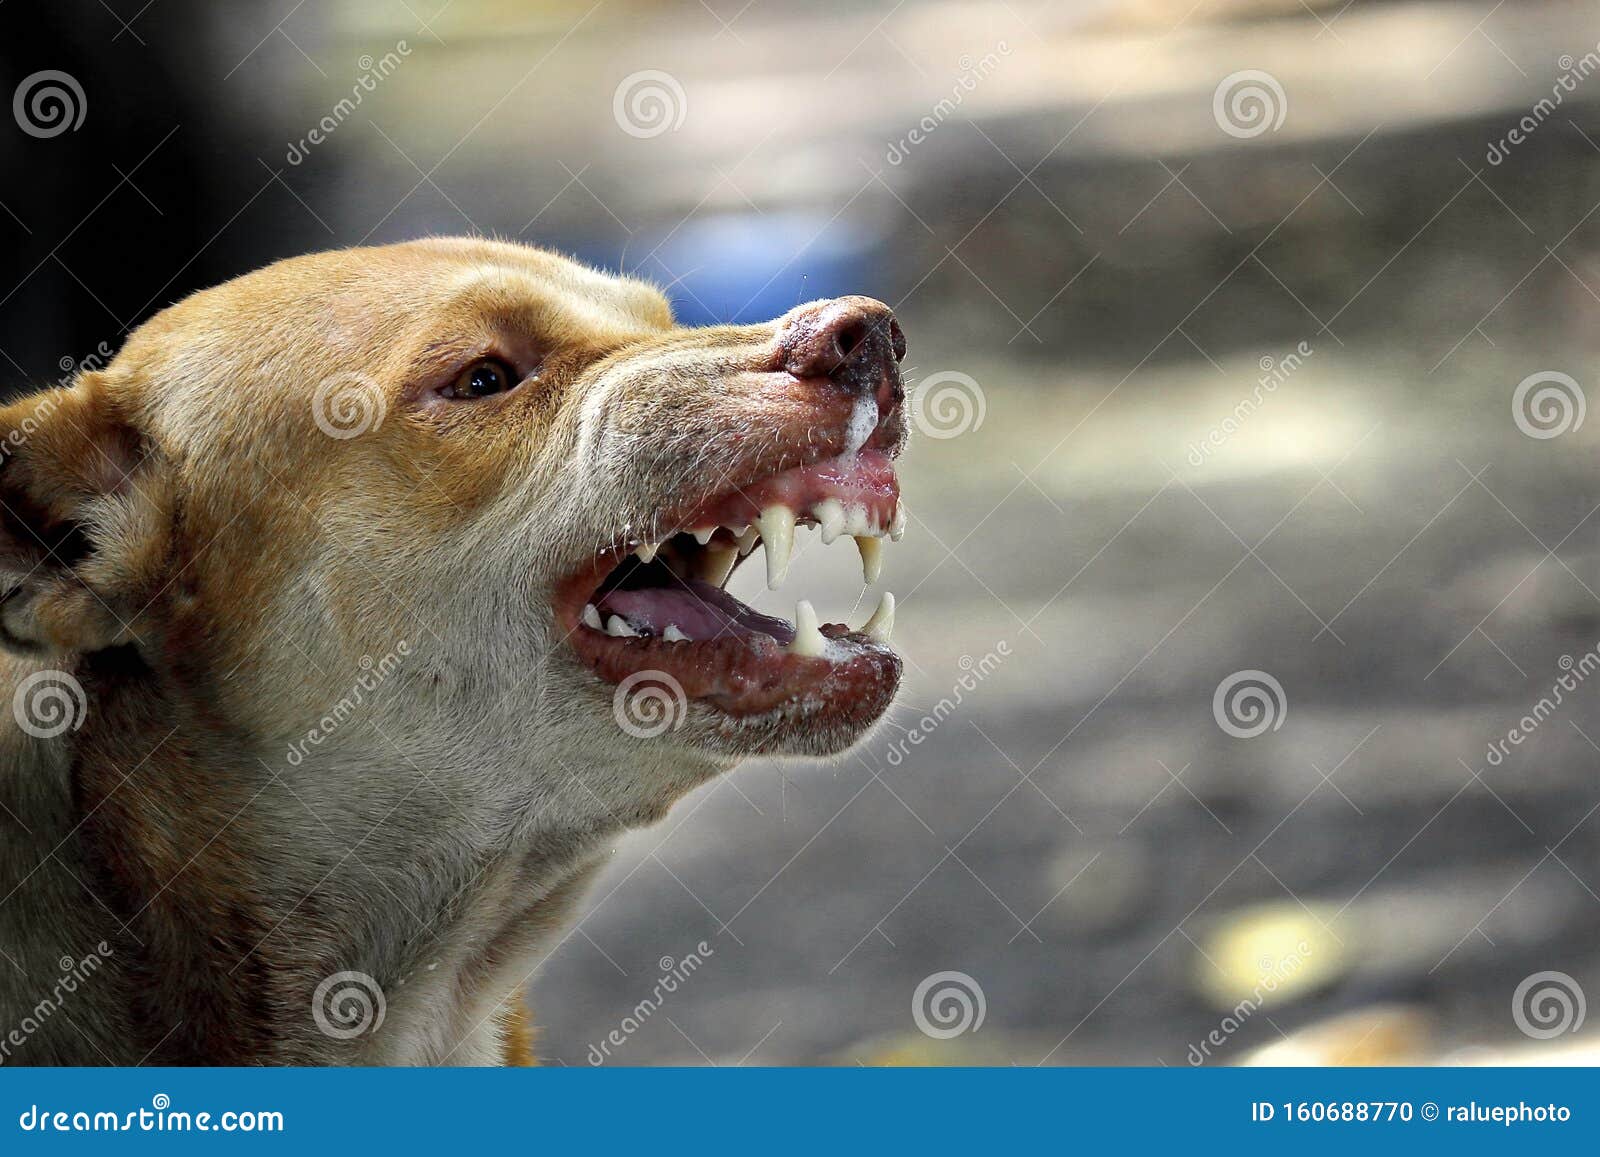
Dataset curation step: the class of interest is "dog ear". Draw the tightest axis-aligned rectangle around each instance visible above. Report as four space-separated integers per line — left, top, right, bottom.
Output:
0 375 170 655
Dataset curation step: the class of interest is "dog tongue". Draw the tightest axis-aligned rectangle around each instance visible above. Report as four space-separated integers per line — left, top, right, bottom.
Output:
596 579 796 643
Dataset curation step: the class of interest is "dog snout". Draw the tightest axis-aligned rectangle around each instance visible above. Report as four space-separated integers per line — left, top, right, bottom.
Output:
776 296 906 413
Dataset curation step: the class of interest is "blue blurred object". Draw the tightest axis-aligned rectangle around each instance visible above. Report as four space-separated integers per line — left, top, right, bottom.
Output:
576 210 885 326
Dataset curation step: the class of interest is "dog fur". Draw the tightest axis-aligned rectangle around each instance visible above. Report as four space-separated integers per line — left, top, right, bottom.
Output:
0 238 904 1065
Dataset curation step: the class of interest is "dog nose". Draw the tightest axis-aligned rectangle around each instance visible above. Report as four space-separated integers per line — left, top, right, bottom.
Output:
777 297 906 409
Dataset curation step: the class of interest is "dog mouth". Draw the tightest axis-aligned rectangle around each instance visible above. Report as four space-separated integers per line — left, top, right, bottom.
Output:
559 448 903 726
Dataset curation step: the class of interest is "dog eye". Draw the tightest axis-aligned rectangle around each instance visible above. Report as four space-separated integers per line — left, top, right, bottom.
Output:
441 358 518 400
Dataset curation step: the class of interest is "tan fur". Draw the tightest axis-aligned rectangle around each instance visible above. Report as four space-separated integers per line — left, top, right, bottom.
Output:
0 238 902 1065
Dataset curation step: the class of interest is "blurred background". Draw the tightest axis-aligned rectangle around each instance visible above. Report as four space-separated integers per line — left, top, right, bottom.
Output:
5 0 1600 1065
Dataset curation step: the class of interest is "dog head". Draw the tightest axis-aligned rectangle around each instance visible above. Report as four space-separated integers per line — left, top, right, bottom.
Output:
0 238 907 825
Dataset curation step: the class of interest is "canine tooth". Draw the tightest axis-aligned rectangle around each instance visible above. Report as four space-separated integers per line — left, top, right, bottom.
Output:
663 624 690 643
756 505 796 589
699 544 739 587
854 535 883 585
788 599 826 657
693 527 715 545
862 591 895 643
735 526 760 556
582 604 603 630
605 615 640 638
634 542 659 563
890 504 906 541
814 499 846 545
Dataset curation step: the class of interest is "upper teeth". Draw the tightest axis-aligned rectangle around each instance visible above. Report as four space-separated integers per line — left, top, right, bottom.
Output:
752 500 901 590
756 505 797 590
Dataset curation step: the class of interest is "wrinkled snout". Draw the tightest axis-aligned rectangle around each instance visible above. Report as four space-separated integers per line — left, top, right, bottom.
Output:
775 296 906 418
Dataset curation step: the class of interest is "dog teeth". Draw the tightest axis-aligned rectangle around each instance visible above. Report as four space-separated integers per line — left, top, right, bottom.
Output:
633 542 659 563
889 504 906 541
787 599 827 657
854 535 883 585
692 527 716 545
735 525 760 556
861 591 895 643
699 544 739 587
605 615 640 638
581 604 603 630
814 499 846 545
662 624 690 643
756 505 796 589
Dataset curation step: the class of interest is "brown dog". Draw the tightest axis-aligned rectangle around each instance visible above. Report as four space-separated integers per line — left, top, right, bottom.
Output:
0 238 907 1065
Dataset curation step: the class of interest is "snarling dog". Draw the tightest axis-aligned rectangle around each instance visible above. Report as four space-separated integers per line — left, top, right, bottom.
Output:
0 238 906 1065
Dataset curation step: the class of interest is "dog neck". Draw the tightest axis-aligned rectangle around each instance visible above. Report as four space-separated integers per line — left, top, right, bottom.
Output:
0 645 627 1065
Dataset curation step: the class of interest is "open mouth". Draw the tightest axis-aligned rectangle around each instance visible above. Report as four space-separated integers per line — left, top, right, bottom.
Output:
560 448 904 725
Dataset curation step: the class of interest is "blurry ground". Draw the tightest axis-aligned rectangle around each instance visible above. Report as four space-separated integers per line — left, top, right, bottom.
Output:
7 0 1600 1065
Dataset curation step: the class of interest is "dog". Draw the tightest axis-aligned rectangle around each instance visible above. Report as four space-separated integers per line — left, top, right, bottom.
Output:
0 237 907 1065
